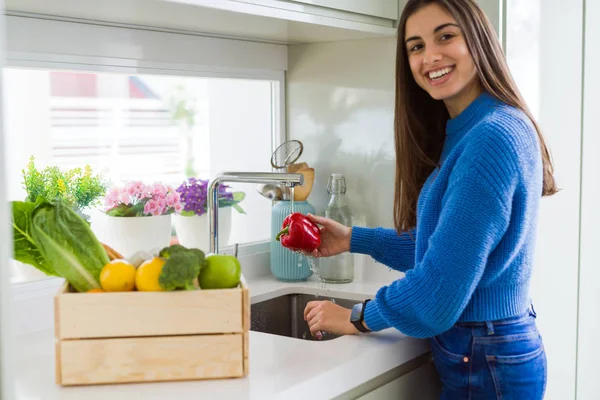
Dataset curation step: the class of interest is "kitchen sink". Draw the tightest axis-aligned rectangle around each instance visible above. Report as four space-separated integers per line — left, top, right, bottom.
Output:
250 293 362 341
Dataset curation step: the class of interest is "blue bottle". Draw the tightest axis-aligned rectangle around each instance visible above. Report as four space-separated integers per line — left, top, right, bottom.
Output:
270 200 315 281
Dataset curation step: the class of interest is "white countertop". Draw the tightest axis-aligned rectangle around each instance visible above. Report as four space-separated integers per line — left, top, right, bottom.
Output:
12 275 431 400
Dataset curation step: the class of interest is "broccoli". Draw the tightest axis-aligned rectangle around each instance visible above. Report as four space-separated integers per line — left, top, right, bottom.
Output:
189 248 205 270
159 244 187 260
159 251 202 291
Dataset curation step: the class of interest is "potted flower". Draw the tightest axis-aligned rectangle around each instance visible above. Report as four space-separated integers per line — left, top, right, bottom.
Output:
21 156 107 221
103 181 183 258
173 178 245 251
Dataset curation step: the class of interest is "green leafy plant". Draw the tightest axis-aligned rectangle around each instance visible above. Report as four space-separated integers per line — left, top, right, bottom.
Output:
22 156 107 217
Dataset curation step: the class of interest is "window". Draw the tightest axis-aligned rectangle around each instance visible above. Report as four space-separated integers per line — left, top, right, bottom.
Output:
6 68 279 283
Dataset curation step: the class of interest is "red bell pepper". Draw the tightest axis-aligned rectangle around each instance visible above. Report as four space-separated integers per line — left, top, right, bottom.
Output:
275 213 321 252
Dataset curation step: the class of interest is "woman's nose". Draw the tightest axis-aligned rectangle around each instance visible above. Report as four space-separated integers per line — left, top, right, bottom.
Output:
423 48 443 66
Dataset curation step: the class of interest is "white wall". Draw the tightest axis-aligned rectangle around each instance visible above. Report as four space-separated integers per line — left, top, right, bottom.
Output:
577 0 600 398
506 1 583 398
476 0 503 43
287 37 403 284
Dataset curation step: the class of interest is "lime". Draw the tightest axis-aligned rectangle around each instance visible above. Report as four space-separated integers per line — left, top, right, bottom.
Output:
198 254 241 289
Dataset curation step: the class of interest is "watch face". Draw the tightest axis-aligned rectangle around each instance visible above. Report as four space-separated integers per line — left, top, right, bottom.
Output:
350 303 363 322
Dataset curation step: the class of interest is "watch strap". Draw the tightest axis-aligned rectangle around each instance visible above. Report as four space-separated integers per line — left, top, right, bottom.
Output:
352 299 371 333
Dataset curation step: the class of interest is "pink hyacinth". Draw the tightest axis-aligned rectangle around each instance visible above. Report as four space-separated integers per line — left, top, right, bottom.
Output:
125 181 138 197
118 189 131 205
165 192 179 207
156 196 167 212
104 188 120 209
150 183 168 197
144 199 158 215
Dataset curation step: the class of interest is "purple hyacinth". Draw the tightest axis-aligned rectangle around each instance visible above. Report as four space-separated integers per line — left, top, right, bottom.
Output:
176 178 236 216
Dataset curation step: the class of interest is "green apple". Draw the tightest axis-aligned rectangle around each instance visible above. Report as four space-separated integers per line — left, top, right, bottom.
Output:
198 254 241 289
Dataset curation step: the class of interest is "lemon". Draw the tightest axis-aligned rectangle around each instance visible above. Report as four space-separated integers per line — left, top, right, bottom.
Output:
100 260 137 292
135 257 165 292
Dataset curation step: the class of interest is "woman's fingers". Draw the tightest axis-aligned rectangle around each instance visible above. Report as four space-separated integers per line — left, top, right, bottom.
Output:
305 301 323 321
307 213 328 226
306 308 320 323
308 316 322 337
304 300 320 320
307 313 320 328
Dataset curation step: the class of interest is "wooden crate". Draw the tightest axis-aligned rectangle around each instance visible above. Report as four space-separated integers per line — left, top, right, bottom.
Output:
54 280 249 386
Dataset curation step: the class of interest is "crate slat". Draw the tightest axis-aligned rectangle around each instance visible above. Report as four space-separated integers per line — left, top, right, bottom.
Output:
57 334 244 385
55 285 243 339
242 286 250 376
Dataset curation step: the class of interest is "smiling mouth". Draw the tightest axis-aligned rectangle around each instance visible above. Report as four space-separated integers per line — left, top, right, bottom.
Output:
426 66 454 83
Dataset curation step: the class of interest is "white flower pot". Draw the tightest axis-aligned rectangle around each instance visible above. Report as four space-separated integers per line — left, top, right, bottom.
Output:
105 214 173 259
173 207 232 253
11 260 51 283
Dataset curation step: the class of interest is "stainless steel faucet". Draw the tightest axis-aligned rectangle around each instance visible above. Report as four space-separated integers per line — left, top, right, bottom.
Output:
207 172 304 254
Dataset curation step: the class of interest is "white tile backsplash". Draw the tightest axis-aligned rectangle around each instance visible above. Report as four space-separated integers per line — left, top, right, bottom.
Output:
287 37 404 284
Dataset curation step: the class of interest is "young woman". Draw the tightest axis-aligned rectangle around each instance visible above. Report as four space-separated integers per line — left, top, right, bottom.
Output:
302 0 556 398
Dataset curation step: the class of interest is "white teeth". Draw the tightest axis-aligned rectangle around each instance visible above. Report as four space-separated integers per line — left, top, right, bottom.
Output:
428 67 453 80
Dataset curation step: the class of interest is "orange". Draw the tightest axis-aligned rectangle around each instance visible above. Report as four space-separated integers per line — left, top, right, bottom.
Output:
100 260 137 292
87 288 104 293
135 257 165 292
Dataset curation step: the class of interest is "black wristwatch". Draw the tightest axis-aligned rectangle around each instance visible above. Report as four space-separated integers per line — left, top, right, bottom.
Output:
350 299 371 333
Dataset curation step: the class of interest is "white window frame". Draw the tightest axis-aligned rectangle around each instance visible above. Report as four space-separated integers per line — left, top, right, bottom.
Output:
5 15 287 295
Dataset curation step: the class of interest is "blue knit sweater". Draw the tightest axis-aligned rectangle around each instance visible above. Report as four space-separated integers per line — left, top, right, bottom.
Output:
351 92 543 338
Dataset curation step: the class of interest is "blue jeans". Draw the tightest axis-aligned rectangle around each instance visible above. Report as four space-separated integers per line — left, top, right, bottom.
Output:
430 306 547 399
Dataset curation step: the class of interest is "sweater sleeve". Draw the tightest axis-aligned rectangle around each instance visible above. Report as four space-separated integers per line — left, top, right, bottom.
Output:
363 128 525 337
350 226 416 273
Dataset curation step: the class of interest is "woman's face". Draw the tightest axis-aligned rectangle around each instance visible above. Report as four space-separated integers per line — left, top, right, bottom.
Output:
404 4 480 105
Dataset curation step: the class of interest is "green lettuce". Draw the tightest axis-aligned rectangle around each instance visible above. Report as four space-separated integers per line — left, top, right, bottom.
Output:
29 198 108 292
12 200 58 276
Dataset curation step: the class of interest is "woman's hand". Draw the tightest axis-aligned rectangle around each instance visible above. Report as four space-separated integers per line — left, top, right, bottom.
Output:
305 214 352 258
304 300 359 339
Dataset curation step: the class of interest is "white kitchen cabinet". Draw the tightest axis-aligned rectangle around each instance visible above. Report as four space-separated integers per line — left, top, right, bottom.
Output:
243 0 399 20
7 0 398 45
170 0 398 34
357 362 441 400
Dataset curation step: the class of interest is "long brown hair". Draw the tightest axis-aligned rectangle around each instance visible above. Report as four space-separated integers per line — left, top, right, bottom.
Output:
393 0 558 233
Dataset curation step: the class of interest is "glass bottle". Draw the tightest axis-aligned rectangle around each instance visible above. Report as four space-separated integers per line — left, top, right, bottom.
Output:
319 173 354 283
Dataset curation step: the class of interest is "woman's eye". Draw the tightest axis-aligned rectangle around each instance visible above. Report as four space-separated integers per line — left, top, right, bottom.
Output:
409 44 423 52
440 34 454 41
